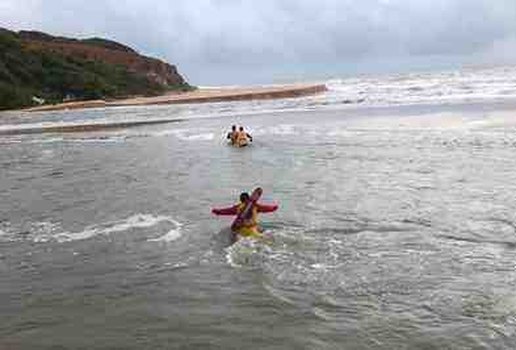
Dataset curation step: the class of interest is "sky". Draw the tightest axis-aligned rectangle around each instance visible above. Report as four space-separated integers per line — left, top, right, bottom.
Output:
1 0 516 85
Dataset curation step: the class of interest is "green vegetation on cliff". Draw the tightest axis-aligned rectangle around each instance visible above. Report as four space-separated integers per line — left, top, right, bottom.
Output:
0 29 191 110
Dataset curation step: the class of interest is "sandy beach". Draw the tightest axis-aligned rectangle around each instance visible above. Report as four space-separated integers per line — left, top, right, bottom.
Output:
25 83 327 112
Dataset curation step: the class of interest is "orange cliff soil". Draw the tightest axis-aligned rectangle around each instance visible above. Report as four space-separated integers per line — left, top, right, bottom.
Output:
18 30 185 87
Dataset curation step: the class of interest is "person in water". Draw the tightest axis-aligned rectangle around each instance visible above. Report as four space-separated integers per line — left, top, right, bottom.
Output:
226 125 238 145
234 126 253 147
212 192 278 241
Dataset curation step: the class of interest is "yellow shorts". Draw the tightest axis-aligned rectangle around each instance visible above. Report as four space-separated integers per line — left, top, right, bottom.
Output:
236 226 263 239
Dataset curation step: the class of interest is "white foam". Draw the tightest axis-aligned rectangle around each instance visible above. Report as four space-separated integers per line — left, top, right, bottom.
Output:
224 237 272 267
149 129 215 141
135 129 180 138
147 219 183 242
181 133 215 141
20 221 61 243
67 214 180 242
0 138 23 145
96 214 170 233
3 214 182 243
253 124 297 136
324 66 516 108
147 229 181 242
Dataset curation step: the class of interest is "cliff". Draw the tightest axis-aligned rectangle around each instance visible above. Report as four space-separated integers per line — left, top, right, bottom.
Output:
18 30 185 87
0 28 190 110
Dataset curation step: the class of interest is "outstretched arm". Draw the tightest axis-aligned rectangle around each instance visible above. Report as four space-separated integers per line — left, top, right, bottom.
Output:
256 203 278 213
246 133 253 142
212 205 239 216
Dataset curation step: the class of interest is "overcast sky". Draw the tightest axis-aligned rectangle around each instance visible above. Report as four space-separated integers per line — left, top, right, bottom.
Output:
1 0 516 84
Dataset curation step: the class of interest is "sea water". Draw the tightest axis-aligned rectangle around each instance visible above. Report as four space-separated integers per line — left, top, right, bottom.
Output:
2 66 516 349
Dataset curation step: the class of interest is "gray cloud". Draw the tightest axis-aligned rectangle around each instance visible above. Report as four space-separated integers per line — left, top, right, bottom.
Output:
1 0 515 84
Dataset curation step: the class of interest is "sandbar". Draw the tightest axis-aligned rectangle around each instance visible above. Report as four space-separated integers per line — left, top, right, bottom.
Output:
26 83 327 112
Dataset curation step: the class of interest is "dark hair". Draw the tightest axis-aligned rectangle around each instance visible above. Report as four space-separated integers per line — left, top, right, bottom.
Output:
231 125 236 130
240 192 250 202
239 126 244 131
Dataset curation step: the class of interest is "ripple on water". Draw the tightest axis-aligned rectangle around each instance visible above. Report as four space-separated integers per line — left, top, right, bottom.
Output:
439 216 516 249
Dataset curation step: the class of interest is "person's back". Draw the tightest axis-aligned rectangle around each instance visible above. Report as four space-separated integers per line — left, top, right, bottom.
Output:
212 190 278 240
226 125 238 145
235 126 252 147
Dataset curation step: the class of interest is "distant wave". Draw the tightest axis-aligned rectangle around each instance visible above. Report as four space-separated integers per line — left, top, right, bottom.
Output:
323 66 516 108
180 66 516 118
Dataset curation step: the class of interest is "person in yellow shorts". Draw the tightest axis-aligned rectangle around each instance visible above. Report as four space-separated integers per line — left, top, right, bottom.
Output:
212 192 278 241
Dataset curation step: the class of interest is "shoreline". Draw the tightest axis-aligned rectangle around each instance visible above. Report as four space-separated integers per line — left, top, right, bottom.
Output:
25 83 327 113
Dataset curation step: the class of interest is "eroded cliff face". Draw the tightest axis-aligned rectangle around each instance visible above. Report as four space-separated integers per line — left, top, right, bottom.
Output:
18 30 186 87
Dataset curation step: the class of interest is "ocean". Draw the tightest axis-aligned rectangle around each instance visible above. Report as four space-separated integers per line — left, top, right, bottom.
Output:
2 65 516 349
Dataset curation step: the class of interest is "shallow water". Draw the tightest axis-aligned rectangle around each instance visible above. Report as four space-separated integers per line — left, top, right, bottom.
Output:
2 95 516 349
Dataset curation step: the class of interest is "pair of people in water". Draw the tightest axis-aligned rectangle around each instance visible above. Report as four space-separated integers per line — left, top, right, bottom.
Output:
227 125 253 147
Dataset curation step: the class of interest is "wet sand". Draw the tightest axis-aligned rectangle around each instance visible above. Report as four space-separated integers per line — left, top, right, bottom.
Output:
0 118 184 135
25 83 327 112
